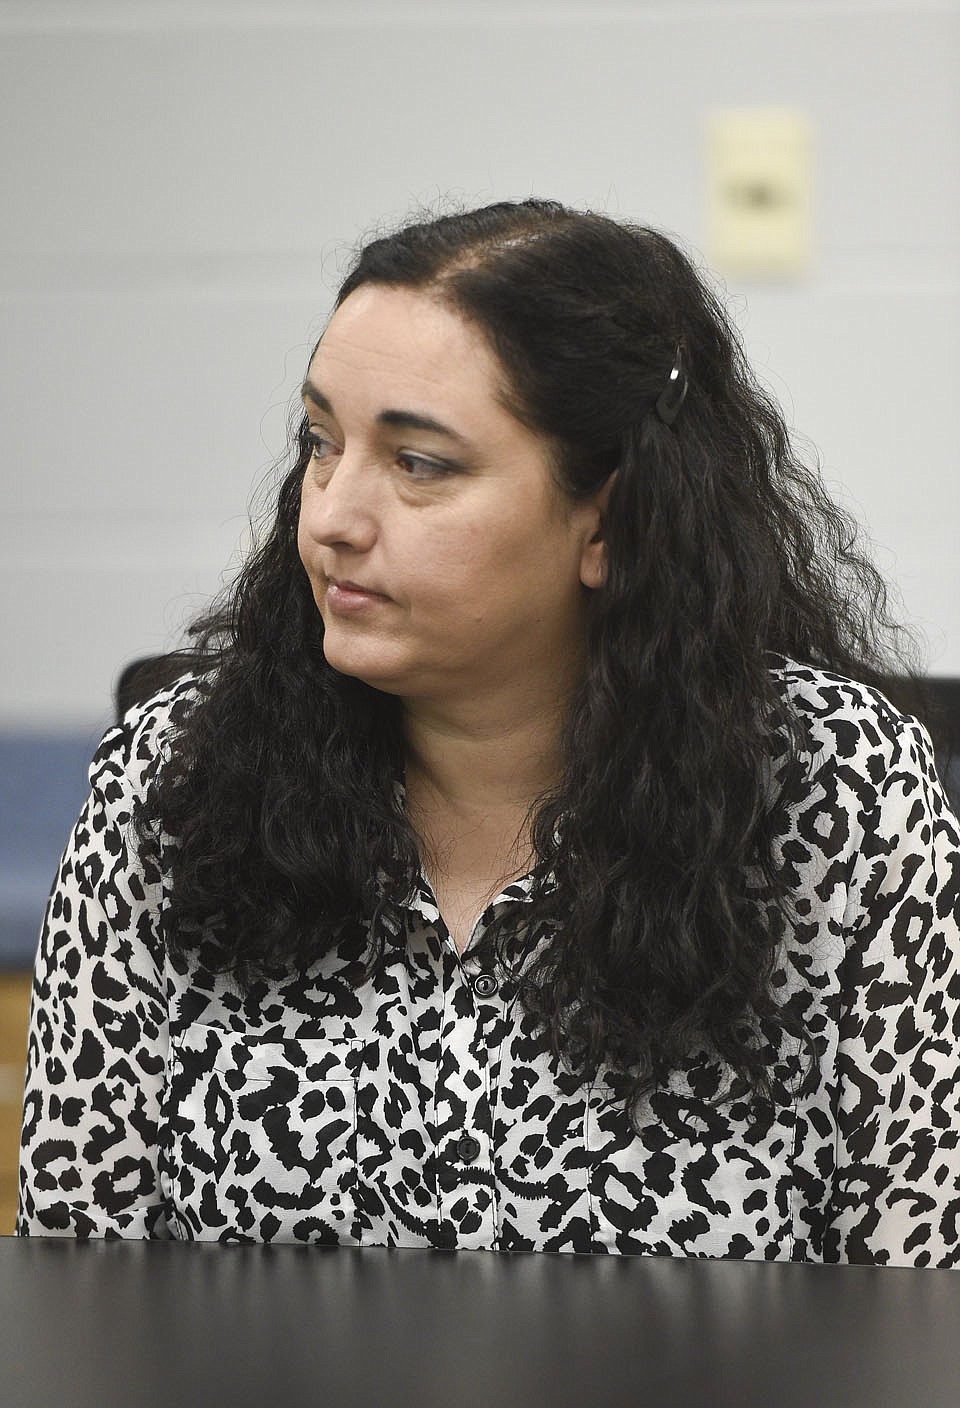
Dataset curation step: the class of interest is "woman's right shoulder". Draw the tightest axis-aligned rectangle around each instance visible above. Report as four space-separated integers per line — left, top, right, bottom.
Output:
90 671 208 798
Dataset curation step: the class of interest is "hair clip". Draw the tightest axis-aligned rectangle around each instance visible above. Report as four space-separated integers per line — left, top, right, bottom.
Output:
655 341 689 427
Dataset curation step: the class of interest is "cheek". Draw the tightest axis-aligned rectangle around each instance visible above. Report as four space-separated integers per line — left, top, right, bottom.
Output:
295 510 314 574
411 532 498 619
419 527 567 631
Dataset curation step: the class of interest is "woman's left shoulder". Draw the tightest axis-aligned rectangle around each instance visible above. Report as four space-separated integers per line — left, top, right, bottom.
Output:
767 659 959 964
767 654 936 781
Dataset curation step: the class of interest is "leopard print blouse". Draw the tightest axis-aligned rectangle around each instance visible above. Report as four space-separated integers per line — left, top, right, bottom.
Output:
16 661 960 1264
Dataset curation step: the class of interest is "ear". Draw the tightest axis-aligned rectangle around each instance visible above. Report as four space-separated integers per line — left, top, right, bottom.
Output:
579 471 617 590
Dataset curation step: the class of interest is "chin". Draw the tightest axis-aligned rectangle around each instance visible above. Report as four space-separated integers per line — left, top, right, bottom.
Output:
320 639 407 695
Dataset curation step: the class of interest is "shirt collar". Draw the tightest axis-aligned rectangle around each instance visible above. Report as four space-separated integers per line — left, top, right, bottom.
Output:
402 865 538 926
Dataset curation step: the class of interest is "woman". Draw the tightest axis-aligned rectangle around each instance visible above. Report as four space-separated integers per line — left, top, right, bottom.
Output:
18 200 960 1263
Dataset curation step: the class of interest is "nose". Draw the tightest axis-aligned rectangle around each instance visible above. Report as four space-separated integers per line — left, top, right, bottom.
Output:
299 451 379 555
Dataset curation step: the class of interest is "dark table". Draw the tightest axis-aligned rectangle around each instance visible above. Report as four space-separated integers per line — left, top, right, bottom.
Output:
1 1237 958 1407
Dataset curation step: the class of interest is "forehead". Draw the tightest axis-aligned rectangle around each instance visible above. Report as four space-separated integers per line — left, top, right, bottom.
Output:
307 285 511 421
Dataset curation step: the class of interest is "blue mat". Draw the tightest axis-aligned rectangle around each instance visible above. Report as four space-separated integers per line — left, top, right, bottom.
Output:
0 730 102 968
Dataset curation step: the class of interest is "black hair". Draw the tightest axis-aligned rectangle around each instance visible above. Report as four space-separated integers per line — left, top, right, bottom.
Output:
136 199 922 1119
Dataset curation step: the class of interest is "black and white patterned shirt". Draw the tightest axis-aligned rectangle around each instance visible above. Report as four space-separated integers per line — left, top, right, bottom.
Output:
17 661 960 1265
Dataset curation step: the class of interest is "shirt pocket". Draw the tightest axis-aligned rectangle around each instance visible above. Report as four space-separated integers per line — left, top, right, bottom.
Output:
161 1023 361 1244
586 1051 801 1260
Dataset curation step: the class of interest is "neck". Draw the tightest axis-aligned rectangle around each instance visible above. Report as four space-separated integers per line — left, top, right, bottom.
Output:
403 660 583 833
402 684 572 892
404 694 566 812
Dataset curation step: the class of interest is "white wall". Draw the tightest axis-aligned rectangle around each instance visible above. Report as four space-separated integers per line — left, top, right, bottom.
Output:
2 0 958 729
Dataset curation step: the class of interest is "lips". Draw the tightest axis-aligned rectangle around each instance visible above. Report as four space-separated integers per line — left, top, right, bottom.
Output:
327 576 390 600
322 576 393 616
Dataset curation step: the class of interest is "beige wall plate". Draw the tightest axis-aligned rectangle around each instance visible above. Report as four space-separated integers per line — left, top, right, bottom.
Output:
707 109 813 278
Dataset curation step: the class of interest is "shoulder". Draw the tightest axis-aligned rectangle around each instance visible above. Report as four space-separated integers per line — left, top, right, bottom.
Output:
89 672 206 801
768 654 931 782
766 657 958 887
765 661 958 957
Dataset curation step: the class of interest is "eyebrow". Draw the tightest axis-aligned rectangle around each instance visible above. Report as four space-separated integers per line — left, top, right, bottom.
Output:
300 380 472 447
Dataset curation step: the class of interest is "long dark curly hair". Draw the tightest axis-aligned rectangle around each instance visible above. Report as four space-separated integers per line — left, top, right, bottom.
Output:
136 198 921 1116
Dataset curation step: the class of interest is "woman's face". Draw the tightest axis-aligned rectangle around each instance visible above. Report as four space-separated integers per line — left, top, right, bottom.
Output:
296 284 609 709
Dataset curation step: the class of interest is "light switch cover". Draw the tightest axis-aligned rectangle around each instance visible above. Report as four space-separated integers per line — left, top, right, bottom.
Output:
707 109 813 277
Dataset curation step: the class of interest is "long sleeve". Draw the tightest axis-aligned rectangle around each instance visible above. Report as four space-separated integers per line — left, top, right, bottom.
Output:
827 715 960 1266
17 720 171 1238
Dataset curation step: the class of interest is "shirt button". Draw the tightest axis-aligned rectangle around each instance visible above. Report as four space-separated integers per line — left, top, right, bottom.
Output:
456 1134 482 1163
473 973 499 998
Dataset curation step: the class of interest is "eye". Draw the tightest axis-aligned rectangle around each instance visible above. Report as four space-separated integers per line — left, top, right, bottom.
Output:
306 430 340 463
396 451 454 480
